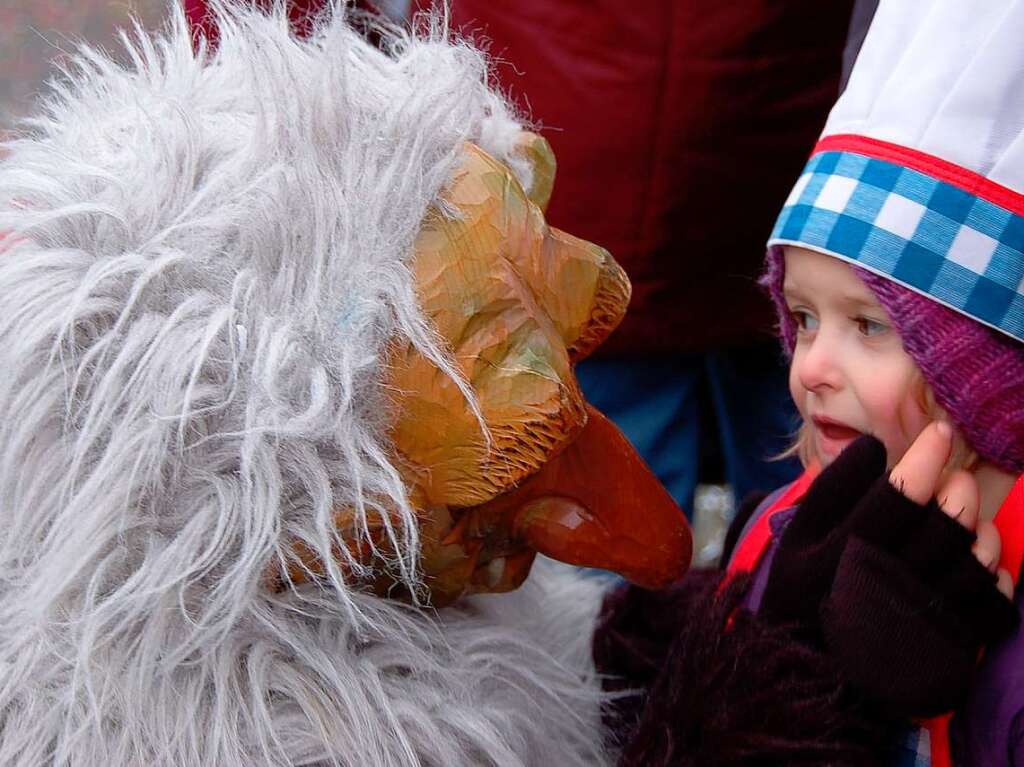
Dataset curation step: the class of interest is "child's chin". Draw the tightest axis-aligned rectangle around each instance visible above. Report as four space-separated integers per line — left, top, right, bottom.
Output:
814 432 859 466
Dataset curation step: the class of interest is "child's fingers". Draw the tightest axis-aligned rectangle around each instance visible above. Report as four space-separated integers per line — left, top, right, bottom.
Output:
996 568 1014 601
973 520 1001 573
936 469 980 532
889 422 954 505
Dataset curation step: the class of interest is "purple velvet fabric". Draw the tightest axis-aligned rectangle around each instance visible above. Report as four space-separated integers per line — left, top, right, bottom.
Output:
741 503 796 613
950 587 1024 765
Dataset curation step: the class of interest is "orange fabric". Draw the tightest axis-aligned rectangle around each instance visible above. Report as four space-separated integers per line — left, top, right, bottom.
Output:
728 470 1024 767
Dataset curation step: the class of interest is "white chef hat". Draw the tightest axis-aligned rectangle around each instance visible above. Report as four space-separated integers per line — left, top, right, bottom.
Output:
768 0 1024 343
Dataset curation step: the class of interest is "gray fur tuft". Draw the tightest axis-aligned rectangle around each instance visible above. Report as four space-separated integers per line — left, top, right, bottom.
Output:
0 3 610 765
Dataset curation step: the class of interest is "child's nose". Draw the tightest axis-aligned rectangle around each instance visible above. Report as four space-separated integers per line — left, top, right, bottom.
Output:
796 335 842 393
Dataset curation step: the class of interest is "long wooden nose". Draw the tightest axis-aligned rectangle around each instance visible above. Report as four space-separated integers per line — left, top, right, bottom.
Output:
497 404 692 588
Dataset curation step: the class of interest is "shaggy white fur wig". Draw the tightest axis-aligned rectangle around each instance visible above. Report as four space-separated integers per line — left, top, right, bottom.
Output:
0 4 612 765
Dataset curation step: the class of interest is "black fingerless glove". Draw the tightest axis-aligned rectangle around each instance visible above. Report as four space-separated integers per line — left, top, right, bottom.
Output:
760 435 1018 719
759 435 891 633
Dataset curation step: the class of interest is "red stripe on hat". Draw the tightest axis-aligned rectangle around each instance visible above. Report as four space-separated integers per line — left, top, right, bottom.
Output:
815 134 1024 218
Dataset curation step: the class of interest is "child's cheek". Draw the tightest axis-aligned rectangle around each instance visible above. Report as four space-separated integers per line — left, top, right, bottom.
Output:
787 360 808 419
872 393 931 468
898 401 933 457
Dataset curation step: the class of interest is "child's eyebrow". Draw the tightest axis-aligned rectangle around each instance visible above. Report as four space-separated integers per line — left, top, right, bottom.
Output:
783 281 886 314
781 282 809 303
838 293 886 314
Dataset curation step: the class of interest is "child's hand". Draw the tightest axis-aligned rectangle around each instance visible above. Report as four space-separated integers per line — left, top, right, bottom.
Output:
889 421 1014 599
761 426 1019 719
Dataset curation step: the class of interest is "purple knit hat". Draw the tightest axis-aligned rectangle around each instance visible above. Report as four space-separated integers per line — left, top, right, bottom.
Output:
763 246 1024 474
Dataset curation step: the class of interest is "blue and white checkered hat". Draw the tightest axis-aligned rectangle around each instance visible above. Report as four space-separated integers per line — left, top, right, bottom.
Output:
768 0 1024 344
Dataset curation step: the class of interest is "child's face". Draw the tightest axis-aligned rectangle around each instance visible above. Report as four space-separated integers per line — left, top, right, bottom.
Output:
783 246 931 468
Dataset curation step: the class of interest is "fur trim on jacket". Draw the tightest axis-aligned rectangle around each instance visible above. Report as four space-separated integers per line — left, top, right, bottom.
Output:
594 570 896 766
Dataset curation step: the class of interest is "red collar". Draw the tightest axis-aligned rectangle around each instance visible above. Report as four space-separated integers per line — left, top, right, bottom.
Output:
729 470 1024 585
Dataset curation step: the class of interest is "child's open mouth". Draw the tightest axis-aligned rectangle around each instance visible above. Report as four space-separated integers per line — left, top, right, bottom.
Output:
812 416 863 457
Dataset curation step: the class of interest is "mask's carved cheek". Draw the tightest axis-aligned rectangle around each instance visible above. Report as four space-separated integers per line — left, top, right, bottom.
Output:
387 144 590 510
539 225 631 363
473 139 631 363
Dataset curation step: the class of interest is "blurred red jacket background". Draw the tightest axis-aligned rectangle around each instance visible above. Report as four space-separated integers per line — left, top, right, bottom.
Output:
427 1 854 355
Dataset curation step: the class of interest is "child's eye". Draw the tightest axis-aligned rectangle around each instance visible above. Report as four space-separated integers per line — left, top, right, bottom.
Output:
856 317 888 337
790 309 819 332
